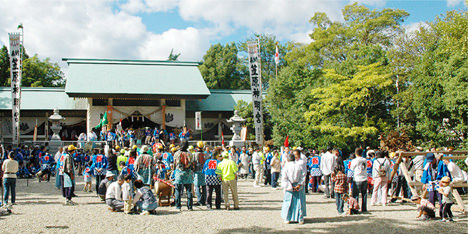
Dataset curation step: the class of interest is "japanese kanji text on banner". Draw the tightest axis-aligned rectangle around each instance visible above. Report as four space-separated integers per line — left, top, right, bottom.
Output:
195 111 202 130
9 32 22 144
247 41 263 145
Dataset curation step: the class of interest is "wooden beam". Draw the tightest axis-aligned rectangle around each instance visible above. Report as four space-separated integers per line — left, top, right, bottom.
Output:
452 189 466 212
389 151 403 183
400 162 419 197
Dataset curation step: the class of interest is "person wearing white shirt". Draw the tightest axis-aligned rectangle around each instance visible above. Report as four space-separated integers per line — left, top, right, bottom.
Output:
443 159 466 183
320 148 336 198
350 148 368 212
281 153 306 224
252 148 264 187
106 175 125 211
2 152 19 206
371 151 391 206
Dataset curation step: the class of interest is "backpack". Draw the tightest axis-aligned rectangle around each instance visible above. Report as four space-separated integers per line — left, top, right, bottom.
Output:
376 159 388 177
195 152 206 171
178 151 191 171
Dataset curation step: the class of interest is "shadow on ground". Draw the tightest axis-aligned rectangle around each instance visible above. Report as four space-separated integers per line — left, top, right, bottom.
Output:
217 217 468 234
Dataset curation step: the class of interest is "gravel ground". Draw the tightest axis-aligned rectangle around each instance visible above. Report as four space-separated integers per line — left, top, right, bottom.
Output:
1 176 467 234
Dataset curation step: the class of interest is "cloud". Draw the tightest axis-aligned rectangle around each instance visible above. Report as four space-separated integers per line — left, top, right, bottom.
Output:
446 0 463 7
349 0 387 7
0 0 358 74
139 27 212 61
403 22 429 34
120 0 179 14
0 0 208 73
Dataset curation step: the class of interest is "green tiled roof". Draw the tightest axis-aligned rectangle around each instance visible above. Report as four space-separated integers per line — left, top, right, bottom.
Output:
186 89 253 112
63 58 210 99
0 88 256 112
0 87 86 110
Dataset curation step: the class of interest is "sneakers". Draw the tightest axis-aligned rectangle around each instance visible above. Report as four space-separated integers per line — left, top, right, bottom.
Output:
140 211 150 215
440 218 447 222
65 200 77 206
298 220 304 225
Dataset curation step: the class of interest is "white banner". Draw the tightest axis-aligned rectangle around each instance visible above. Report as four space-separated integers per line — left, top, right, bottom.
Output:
9 32 22 144
195 111 202 130
247 41 264 145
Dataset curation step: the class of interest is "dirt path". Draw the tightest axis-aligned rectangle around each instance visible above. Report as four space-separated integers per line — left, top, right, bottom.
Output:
1 177 466 233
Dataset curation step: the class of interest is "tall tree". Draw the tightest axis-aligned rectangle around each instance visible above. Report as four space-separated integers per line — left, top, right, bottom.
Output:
199 42 249 89
267 3 407 149
22 55 65 87
0 46 10 86
394 10 468 146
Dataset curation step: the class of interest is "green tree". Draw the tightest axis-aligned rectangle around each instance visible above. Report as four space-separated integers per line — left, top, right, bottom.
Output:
266 65 322 147
22 55 64 87
234 99 272 141
199 42 249 89
394 10 468 146
0 46 10 86
305 63 394 150
267 3 407 150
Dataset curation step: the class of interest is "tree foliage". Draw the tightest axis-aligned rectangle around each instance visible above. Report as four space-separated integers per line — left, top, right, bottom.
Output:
234 99 272 141
199 42 249 89
267 3 405 151
0 46 64 87
394 10 468 147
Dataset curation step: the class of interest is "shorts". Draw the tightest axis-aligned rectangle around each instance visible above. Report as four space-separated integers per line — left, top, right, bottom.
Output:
84 176 92 183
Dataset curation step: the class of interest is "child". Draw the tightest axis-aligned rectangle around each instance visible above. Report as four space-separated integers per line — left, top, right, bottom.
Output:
438 176 454 222
122 175 133 214
119 161 131 177
332 165 347 215
342 194 359 215
411 196 435 221
83 161 93 192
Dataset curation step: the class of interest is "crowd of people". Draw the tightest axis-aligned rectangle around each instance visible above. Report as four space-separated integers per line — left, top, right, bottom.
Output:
1 137 468 224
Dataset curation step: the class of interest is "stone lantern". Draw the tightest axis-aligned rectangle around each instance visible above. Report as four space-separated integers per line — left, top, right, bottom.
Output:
49 108 64 154
227 110 246 147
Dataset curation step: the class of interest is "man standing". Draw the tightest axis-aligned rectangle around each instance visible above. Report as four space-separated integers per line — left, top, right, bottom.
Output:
173 141 194 211
216 151 239 210
193 141 207 206
2 152 18 206
320 147 336 198
252 147 264 187
61 145 77 205
263 147 273 186
54 147 64 189
350 148 368 212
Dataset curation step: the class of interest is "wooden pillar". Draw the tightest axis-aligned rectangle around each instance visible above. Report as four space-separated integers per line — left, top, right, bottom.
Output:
106 98 113 130
162 99 166 130
399 161 419 197
45 111 49 140
218 113 222 140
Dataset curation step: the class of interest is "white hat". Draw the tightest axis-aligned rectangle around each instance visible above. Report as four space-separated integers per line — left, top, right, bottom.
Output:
106 171 114 178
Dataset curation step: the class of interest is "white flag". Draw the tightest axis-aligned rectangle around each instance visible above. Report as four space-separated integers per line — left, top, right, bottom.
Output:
275 45 279 65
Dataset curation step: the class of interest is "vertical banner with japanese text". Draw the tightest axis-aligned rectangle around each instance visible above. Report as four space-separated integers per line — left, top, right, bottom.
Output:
247 41 264 145
195 111 202 130
9 32 22 144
